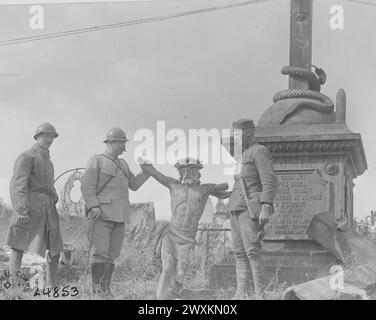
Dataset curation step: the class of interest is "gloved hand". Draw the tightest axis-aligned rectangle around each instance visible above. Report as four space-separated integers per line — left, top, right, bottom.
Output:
88 207 101 220
259 204 273 227
18 213 30 225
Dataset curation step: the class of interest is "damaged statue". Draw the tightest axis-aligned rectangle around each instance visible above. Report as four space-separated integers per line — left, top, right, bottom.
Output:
139 157 229 300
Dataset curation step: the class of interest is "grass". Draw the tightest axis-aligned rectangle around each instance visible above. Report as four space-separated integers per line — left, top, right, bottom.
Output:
1 209 227 300
2 207 375 300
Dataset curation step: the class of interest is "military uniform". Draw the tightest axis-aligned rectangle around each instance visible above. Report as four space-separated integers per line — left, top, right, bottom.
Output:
228 119 278 299
81 151 149 263
5 123 63 290
5 144 63 256
81 145 149 298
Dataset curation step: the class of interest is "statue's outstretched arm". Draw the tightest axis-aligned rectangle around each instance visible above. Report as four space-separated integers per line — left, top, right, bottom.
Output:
140 163 179 189
208 183 231 199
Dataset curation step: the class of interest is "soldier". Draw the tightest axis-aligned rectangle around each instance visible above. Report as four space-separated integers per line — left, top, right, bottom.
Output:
81 127 150 299
5 123 63 291
227 119 278 300
139 157 230 300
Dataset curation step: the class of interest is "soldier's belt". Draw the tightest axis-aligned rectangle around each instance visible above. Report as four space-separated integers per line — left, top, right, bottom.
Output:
30 186 55 197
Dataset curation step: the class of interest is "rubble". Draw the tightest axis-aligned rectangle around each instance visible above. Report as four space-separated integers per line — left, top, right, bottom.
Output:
283 213 376 300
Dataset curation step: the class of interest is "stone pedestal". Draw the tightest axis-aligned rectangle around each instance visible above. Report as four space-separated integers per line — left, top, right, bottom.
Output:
257 122 366 286
257 123 367 238
213 92 368 290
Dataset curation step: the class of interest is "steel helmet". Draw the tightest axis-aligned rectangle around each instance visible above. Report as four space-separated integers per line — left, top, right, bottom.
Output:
103 127 129 143
33 123 59 140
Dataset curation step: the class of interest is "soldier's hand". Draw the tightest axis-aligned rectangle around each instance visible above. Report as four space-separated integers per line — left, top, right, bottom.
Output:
220 190 232 199
137 157 153 165
138 157 154 176
259 204 273 227
18 214 30 225
88 207 101 220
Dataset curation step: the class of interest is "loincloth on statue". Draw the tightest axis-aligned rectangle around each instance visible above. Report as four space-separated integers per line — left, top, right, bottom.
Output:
153 223 196 266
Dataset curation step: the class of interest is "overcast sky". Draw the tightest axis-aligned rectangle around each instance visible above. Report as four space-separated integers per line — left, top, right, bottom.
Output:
0 0 375 221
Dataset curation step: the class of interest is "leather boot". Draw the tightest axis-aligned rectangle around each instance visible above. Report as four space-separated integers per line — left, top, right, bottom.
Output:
8 274 26 300
45 253 60 289
101 263 115 300
91 263 105 299
9 249 23 277
232 260 251 300
249 257 267 300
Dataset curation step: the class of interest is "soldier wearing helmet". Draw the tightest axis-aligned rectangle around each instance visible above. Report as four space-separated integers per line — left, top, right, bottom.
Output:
5 123 63 293
81 127 150 299
139 157 230 299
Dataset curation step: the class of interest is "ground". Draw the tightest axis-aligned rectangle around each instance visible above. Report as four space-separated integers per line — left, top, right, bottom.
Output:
1 211 376 300
0 213 234 300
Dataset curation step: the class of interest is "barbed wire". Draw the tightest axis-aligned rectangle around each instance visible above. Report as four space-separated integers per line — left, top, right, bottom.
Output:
0 0 273 47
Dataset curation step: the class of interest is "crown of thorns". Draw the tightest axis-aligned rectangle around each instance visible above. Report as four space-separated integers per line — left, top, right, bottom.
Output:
174 158 203 170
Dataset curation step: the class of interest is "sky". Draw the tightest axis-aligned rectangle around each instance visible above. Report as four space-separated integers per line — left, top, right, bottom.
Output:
0 0 375 221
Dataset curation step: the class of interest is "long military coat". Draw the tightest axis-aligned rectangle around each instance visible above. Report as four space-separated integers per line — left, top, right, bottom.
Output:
5 144 63 257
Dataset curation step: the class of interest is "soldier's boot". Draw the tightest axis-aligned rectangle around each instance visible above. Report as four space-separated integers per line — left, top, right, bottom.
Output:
8 274 26 300
45 253 60 289
8 248 24 298
91 263 105 300
101 263 115 300
9 248 23 275
249 257 267 300
232 260 251 300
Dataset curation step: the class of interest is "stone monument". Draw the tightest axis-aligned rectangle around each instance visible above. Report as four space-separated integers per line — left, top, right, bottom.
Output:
211 0 369 289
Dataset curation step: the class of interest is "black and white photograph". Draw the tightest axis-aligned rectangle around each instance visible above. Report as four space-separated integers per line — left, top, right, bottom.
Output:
0 0 376 305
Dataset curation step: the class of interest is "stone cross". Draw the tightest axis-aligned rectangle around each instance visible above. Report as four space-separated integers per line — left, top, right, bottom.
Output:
289 0 313 90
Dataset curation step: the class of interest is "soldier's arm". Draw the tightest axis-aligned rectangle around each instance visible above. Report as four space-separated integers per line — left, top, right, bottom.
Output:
127 168 150 191
9 153 33 216
51 185 59 204
206 183 231 199
81 157 100 211
140 164 179 189
253 147 278 205
51 169 59 204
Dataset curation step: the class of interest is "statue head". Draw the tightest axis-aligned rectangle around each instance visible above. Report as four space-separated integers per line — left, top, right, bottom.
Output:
175 158 203 186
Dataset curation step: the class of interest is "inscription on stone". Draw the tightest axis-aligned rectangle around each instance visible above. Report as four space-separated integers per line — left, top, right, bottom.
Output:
264 170 330 240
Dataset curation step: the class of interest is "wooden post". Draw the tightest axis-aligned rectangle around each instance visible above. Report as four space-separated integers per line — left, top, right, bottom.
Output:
289 0 313 90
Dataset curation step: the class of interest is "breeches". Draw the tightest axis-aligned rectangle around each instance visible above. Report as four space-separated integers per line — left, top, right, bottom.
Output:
87 219 126 264
230 210 262 261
